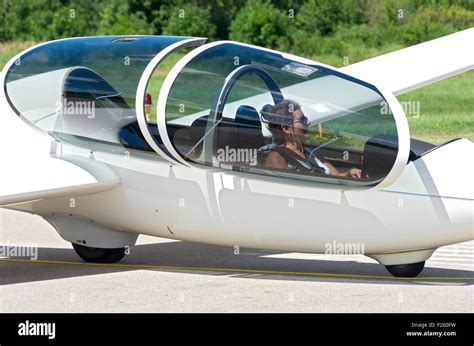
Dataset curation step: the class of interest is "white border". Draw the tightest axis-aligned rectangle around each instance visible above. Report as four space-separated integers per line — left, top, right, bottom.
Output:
157 41 227 167
135 37 206 165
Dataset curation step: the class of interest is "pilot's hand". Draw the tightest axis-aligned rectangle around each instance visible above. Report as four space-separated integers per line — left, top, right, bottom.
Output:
349 168 362 179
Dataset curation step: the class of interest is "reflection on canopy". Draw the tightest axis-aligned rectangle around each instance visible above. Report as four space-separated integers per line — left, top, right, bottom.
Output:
162 42 399 185
4 37 403 186
5 36 191 152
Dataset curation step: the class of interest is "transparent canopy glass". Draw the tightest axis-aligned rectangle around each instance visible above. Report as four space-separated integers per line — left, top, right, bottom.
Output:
4 37 402 186
163 43 399 185
5 36 190 153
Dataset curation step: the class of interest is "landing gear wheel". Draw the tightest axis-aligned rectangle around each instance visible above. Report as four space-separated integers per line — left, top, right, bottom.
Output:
385 261 425 277
72 243 126 263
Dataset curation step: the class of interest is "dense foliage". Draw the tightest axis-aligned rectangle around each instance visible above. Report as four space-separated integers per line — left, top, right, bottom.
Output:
1 0 472 62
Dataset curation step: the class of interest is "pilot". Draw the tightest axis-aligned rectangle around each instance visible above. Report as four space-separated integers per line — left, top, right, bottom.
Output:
261 99 362 179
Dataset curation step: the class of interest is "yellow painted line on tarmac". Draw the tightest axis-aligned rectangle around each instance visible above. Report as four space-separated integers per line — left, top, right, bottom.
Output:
0 258 472 281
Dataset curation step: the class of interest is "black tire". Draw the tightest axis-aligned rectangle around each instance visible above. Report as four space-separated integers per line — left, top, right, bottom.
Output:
385 261 425 278
72 243 126 263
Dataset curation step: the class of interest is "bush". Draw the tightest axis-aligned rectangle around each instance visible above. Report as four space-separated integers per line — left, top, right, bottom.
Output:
207 0 246 40
289 1 474 63
296 0 364 36
2 0 101 41
161 3 217 39
96 1 153 36
228 0 293 50
290 0 366 58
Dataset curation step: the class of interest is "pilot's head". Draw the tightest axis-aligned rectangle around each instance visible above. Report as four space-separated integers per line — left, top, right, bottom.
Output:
266 99 309 145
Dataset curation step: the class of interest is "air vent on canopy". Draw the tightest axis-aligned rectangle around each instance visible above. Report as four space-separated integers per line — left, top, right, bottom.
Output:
111 37 143 43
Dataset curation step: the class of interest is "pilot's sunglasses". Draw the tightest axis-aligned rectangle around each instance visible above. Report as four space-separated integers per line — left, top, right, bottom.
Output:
294 114 309 124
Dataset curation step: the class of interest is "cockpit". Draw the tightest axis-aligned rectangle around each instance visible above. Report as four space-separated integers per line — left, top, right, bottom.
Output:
158 42 405 185
4 36 418 187
4 36 189 153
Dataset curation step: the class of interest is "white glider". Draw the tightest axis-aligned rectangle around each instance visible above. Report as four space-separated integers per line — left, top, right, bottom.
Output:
0 30 472 277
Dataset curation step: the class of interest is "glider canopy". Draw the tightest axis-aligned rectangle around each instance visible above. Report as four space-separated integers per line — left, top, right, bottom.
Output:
4 36 408 187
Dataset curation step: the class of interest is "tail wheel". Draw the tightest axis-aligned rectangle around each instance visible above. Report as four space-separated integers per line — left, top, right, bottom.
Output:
72 243 126 263
385 261 425 278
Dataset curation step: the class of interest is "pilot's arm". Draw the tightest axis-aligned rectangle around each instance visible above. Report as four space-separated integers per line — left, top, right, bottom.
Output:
324 161 361 179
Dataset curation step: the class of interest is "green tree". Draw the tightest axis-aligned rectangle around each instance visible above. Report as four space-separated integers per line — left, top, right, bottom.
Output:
386 3 474 45
206 0 245 40
128 0 166 35
290 0 365 57
296 0 364 36
0 1 7 41
96 1 153 36
2 0 100 41
161 3 217 39
228 0 292 50
42 0 100 39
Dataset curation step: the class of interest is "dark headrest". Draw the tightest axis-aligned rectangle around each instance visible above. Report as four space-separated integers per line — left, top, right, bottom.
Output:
362 135 398 180
260 104 273 123
235 105 261 128
190 116 208 140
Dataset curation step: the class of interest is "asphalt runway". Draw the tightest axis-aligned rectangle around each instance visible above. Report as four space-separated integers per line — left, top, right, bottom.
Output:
0 209 472 312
